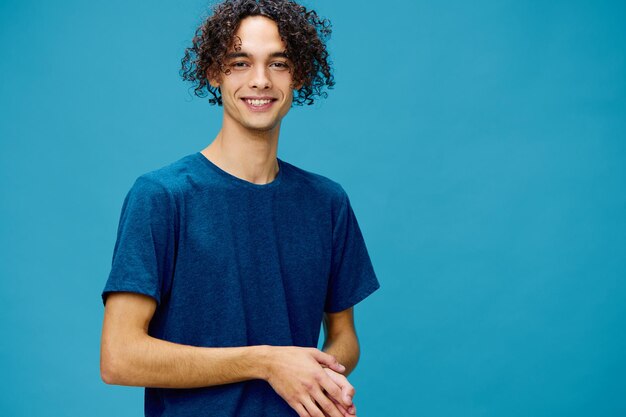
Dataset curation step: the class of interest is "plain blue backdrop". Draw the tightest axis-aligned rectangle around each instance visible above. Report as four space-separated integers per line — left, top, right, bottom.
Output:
1 0 625 416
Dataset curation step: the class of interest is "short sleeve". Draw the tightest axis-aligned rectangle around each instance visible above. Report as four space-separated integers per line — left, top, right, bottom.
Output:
324 189 381 313
101 175 177 306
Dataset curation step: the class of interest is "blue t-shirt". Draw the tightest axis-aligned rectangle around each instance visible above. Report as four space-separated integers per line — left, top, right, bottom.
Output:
102 152 380 417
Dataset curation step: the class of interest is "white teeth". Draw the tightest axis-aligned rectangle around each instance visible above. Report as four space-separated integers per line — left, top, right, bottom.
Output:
246 99 272 106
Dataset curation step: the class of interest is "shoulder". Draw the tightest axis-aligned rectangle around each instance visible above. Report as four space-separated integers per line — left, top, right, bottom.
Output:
280 159 349 206
130 153 198 200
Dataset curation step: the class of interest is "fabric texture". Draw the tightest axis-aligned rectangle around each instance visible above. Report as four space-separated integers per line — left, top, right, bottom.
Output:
102 152 380 417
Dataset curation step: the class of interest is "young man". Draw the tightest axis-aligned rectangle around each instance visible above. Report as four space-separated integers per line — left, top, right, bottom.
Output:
99 1 380 416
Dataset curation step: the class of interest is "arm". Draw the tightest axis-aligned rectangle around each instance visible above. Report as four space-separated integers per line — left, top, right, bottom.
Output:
319 307 360 416
100 292 268 388
100 292 353 417
321 307 360 376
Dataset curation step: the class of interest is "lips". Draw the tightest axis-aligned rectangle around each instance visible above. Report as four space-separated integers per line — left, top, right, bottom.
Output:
241 97 277 111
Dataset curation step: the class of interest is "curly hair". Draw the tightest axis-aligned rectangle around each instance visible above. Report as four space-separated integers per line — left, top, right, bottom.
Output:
180 0 335 106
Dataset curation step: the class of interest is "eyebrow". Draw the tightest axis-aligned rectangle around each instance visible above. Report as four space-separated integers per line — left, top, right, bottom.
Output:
225 51 289 59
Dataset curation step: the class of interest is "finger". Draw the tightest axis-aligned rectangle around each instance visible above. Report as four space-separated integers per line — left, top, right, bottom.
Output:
343 401 356 416
324 369 356 400
311 389 344 417
318 374 347 409
311 349 346 373
302 396 326 417
323 370 355 407
327 394 352 416
293 402 312 417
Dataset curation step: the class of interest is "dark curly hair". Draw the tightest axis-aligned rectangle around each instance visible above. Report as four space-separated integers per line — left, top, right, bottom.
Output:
180 0 335 106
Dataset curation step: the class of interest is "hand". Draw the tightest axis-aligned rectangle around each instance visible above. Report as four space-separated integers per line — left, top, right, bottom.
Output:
263 346 353 417
321 367 357 417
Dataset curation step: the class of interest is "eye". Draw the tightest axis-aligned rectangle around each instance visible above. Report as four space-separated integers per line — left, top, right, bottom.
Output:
270 61 290 70
230 61 250 69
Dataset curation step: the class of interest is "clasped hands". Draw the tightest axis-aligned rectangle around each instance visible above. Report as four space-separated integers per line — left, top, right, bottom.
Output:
264 346 357 417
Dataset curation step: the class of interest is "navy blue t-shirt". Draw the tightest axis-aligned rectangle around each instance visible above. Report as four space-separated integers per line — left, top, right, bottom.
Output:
102 152 380 417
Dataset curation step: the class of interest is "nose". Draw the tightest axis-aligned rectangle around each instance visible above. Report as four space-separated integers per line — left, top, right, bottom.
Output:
248 65 271 89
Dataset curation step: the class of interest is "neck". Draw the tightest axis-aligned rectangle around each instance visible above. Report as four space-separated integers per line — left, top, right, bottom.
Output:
201 119 281 185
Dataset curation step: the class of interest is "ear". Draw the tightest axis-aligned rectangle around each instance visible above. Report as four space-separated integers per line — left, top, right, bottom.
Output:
207 69 220 88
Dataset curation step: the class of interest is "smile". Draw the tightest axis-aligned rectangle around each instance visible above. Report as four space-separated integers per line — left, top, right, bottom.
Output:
241 98 277 111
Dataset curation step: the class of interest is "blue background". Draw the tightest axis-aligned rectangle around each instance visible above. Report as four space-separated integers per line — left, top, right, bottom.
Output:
1 0 625 416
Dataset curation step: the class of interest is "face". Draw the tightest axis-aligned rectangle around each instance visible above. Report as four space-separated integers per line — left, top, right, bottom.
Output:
209 15 298 133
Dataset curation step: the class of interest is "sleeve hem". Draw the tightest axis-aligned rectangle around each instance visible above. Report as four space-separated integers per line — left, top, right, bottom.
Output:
101 286 161 307
324 279 381 313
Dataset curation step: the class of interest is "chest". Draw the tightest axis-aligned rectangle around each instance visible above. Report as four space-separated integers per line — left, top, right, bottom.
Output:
176 190 333 296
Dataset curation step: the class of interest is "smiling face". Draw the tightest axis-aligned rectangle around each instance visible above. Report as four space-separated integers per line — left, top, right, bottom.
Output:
209 15 298 134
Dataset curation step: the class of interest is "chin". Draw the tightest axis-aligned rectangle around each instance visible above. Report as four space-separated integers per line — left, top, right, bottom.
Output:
243 122 277 132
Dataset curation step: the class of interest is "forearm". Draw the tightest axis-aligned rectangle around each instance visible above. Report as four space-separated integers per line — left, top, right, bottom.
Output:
101 335 270 388
321 331 360 376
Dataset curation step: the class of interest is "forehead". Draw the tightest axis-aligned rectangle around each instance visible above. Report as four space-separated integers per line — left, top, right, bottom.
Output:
231 15 286 53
